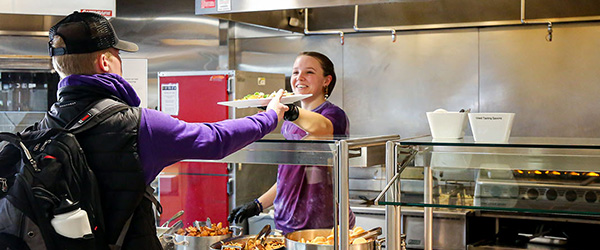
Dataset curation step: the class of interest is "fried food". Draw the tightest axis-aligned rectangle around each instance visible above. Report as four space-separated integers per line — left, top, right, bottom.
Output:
300 226 370 245
238 91 294 101
175 222 231 237
223 238 284 250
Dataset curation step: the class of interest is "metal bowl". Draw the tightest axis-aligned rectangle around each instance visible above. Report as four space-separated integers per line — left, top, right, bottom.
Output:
285 229 380 250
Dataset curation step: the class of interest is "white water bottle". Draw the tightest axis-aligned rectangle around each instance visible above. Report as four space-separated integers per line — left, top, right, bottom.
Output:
50 199 93 239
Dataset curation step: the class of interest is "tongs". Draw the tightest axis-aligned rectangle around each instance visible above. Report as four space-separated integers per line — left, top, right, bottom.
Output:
253 224 271 250
193 217 212 230
350 227 382 242
161 210 184 227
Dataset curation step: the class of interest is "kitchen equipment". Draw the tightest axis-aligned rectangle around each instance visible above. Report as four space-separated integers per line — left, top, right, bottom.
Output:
426 109 468 139
284 228 384 250
157 70 284 226
468 113 515 142
474 169 600 211
160 220 183 250
164 224 242 250
255 224 271 245
209 235 285 250
162 210 185 227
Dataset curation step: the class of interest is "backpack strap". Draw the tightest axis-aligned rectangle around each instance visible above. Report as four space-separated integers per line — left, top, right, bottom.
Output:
0 133 37 170
109 186 162 250
65 98 130 133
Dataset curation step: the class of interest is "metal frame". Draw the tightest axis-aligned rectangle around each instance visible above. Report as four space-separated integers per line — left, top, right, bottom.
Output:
175 134 400 249
334 135 400 250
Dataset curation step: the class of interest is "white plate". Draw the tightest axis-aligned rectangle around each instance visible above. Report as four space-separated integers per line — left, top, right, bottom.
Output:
218 94 312 108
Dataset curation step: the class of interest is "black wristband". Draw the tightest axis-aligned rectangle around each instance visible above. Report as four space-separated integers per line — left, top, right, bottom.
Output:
283 104 299 121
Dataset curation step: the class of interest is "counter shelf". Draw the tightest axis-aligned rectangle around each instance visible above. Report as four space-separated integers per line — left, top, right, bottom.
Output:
377 136 600 250
160 133 399 250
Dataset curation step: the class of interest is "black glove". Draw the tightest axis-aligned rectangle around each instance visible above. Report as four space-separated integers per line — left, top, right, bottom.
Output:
283 104 299 121
227 200 261 224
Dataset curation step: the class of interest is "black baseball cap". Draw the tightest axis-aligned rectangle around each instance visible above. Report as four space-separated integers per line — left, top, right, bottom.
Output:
48 11 138 56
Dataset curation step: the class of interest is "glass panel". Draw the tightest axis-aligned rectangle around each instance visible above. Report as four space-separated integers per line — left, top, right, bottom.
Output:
0 71 59 111
400 136 600 149
381 138 600 216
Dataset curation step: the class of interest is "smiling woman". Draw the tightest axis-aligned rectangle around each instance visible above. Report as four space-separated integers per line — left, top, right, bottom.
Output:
228 51 354 234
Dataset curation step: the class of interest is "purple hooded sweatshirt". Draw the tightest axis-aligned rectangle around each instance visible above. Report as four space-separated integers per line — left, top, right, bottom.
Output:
274 101 355 234
58 73 279 184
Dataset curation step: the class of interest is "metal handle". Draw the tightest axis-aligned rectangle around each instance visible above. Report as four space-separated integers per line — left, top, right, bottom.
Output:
161 210 184 227
374 147 417 205
375 237 386 250
230 225 243 236
375 172 401 205
161 234 188 246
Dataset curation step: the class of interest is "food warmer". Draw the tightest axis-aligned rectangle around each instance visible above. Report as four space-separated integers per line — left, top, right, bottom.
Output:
377 136 600 250
157 134 398 250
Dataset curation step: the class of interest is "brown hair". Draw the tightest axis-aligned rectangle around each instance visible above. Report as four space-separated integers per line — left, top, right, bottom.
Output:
51 35 112 78
298 51 336 98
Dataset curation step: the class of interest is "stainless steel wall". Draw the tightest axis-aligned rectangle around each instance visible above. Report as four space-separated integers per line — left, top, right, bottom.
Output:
235 22 600 138
2 0 598 138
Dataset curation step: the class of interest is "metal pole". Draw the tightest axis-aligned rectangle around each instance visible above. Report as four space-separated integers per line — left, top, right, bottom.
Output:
338 140 349 250
333 143 339 249
385 141 398 250
424 165 433 250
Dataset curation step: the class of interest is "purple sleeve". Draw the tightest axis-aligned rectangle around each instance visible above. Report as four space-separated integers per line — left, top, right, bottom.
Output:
138 109 279 184
320 106 349 136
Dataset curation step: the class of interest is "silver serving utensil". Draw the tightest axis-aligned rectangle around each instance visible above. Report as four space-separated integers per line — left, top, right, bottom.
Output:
161 210 184 227
194 220 202 230
255 224 271 246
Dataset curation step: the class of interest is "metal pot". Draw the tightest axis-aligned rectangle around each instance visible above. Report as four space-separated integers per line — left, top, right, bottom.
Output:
284 229 384 250
209 235 285 250
164 226 242 250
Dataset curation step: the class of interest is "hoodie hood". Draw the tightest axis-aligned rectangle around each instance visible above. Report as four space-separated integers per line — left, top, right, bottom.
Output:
58 73 141 107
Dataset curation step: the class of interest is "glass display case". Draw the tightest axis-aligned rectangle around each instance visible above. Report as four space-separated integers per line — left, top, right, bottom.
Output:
158 134 399 250
377 136 600 250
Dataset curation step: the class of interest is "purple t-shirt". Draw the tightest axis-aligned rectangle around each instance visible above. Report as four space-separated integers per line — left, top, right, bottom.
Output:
57 74 279 184
274 101 355 234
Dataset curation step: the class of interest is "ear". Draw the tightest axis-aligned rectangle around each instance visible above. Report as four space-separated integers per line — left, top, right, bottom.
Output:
95 53 110 73
323 75 332 87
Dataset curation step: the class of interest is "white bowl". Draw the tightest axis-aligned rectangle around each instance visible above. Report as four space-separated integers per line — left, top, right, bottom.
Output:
426 111 468 139
468 113 515 142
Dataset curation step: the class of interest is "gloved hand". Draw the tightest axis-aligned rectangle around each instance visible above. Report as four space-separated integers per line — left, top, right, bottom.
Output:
227 200 262 224
283 104 299 121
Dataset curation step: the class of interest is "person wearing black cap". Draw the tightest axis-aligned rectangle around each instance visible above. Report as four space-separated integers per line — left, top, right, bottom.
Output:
42 11 289 249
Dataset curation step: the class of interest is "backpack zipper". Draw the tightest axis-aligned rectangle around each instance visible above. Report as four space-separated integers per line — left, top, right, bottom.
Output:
0 178 7 192
39 139 52 152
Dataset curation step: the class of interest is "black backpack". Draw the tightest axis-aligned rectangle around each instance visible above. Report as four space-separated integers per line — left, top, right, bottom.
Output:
0 99 133 250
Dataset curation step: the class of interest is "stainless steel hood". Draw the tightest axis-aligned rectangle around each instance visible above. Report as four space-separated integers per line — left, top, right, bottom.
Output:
196 0 600 34
0 13 63 36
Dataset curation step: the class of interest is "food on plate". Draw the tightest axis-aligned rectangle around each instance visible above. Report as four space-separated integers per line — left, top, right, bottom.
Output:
223 238 284 250
175 222 230 237
238 90 294 101
298 226 370 245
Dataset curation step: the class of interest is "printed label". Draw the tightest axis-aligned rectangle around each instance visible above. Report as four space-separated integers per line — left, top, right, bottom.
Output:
475 116 504 121
80 9 113 17
217 0 231 11
161 83 179 116
201 0 216 8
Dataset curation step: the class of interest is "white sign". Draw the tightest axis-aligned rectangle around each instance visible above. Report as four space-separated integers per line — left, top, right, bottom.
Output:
161 83 179 116
217 0 231 12
122 59 148 108
0 0 116 17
